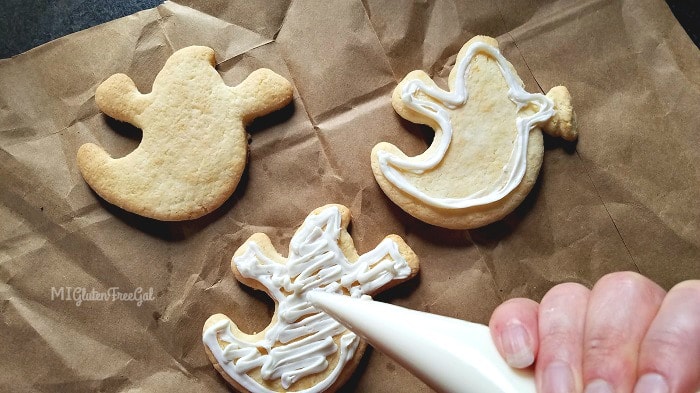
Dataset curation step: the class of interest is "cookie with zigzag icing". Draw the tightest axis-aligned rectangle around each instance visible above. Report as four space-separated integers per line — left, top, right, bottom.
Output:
203 204 419 393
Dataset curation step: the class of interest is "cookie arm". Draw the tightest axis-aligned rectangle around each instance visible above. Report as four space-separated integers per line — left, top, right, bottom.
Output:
95 73 150 127
542 86 577 141
233 233 289 299
230 69 294 124
392 70 444 128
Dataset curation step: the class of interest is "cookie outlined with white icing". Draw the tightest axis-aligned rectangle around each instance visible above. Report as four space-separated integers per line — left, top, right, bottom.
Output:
371 36 577 229
203 204 419 393
77 46 293 221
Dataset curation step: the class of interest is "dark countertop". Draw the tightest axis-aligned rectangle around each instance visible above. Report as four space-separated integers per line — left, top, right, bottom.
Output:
0 0 162 58
0 0 697 59
667 0 699 46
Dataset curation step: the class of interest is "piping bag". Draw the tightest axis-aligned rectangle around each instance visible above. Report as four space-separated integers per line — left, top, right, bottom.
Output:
306 292 536 393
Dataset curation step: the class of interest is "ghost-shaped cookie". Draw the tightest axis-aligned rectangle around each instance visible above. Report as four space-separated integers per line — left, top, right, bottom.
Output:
77 46 293 221
371 36 577 229
203 204 419 393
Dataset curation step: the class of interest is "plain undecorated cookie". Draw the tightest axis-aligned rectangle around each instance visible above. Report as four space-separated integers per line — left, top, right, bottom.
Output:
78 46 293 221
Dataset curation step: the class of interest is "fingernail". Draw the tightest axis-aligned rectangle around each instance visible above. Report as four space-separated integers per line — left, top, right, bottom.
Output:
500 320 534 368
584 379 614 393
542 360 575 393
633 373 669 393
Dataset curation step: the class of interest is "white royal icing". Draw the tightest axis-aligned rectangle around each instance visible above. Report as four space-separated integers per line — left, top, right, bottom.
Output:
203 206 413 393
376 41 555 209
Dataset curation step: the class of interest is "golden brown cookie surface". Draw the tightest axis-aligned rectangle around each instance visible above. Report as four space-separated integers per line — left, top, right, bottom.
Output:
77 46 293 221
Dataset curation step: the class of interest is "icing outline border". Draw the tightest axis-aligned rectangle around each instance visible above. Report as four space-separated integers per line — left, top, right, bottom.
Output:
377 41 555 209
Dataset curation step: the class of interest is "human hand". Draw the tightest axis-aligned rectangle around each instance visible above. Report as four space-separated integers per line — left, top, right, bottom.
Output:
488 272 700 393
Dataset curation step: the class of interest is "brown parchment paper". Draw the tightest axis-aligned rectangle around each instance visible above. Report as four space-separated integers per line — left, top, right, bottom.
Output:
1 0 699 391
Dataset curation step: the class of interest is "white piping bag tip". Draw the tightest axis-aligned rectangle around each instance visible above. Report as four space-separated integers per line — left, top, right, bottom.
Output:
307 291 535 393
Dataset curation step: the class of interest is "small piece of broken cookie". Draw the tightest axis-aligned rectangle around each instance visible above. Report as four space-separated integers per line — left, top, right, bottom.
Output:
77 46 293 221
543 85 577 141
